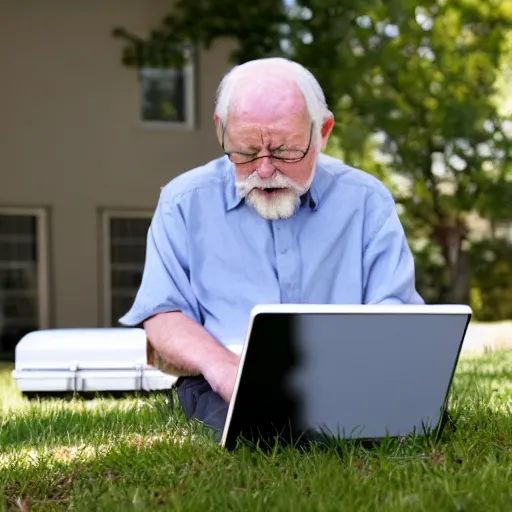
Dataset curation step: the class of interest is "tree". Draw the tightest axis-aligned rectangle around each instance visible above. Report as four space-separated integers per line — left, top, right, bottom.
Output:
113 0 512 305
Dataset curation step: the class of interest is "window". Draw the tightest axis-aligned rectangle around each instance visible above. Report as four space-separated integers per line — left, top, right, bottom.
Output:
102 210 152 327
139 48 195 130
0 208 49 359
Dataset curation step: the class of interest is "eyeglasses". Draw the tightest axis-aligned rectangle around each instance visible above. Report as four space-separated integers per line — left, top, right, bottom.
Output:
221 123 314 165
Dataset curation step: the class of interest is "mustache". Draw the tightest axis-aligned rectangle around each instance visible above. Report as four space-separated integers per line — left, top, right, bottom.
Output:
235 171 304 197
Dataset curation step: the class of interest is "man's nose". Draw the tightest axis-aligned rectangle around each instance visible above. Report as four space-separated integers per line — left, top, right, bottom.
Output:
256 157 276 180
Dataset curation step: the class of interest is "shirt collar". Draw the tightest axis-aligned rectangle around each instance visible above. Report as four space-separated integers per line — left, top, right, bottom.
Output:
224 156 334 213
224 160 243 211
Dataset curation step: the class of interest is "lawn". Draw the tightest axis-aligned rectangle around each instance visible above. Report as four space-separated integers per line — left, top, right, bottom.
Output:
1 353 512 512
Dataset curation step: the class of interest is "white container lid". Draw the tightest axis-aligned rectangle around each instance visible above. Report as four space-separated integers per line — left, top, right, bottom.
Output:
14 328 150 371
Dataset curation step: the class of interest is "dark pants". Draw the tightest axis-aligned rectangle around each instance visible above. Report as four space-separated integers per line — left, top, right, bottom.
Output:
175 375 229 432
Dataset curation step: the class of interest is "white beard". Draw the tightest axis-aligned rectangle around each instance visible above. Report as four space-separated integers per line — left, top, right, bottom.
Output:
236 170 314 220
246 187 300 220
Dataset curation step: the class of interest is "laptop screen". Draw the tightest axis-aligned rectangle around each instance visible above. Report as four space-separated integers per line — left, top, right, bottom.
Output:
221 309 470 449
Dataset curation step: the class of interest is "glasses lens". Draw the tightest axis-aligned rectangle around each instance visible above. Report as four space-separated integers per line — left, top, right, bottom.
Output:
272 150 304 161
228 153 305 165
229 154 252 164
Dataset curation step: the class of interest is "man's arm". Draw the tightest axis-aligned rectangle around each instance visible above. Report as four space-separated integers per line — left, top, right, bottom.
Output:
362 188 424 305
144 311 239 402
119 190 239 402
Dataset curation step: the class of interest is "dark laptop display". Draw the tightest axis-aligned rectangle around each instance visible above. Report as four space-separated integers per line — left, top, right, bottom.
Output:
221 306 472 450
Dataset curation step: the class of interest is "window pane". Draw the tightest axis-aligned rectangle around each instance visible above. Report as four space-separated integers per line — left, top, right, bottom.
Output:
0 215 36 236
0 214 40 360
140 68 186 123
4 296 37 319
110 243 147 264
110 218 151 238
0 268 37 289
111 296 141 328
109 216 151 327
0 241 37 262
111 269 144 288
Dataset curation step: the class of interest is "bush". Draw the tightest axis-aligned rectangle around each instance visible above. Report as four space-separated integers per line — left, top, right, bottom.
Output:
468 239 512 321
412 237 512 321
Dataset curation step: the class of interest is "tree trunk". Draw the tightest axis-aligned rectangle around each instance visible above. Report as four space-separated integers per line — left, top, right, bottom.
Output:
433 221 471 305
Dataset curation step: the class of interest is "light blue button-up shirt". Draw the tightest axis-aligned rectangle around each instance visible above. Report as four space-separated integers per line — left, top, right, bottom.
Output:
120 153 424 349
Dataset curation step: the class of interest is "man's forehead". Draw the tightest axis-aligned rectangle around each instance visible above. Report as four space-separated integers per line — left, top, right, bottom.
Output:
228 76 307 125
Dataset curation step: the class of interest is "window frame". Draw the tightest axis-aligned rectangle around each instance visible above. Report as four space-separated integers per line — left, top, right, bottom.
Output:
0 206 50 333
100 209 153 328
138 47 196 131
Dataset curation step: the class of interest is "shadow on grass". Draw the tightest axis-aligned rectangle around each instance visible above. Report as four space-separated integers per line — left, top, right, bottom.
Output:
0 423 226 511
2 376 512 510
2 400 512 512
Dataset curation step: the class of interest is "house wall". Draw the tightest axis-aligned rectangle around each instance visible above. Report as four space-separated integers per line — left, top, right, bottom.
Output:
0 1 234 333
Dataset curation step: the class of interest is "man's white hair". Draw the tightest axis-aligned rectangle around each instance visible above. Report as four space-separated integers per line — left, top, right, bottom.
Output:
214 57 332 146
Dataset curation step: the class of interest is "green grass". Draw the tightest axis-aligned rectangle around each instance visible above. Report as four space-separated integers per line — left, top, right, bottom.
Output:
1 354 512 511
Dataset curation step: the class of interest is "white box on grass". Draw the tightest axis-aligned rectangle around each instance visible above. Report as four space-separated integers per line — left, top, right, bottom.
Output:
11 328 177 395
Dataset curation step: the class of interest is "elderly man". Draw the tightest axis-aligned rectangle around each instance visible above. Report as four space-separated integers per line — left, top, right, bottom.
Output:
120 57 423 431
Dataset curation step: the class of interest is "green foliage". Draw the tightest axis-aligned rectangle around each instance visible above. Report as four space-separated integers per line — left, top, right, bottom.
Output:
407 239 446 304
111 0 291 68
469 238 512 321
112 0 512 314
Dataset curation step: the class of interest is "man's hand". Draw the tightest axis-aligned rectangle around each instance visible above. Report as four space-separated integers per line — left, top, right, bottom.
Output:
202 352 240 403
143 312 242 402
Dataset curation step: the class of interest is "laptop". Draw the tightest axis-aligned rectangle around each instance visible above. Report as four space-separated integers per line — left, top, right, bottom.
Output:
220 304 472 450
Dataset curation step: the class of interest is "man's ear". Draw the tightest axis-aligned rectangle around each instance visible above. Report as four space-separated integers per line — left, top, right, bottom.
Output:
320 115 335 150
213 114 223 144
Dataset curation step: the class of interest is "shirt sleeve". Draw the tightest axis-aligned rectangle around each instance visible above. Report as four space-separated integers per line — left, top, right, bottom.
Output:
118 192 201 326
362 190 425 305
